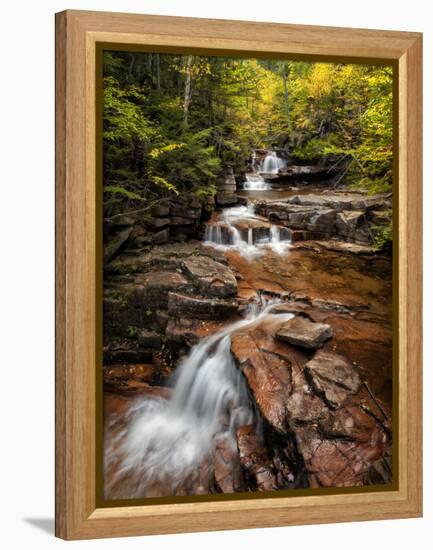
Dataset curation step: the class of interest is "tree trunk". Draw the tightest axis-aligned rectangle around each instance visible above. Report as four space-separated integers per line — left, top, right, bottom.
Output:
156 53 161 90
183 55 193 129
281 63 291 136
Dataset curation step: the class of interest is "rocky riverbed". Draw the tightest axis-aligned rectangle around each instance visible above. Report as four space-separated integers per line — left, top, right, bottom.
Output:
103 187 393 499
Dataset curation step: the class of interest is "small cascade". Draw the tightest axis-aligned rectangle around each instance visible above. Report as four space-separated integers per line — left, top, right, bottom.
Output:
242 174 270 191
203 204 292 260
204 224 223 245
106 299 294 496
262 152 286 174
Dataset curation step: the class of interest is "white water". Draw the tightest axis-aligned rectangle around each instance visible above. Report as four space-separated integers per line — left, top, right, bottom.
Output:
108 300 294 495
204 204 292 260
262 152 286 174
242 173 270 191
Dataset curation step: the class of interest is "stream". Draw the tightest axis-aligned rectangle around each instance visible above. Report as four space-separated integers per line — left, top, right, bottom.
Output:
103 185 393 499
105 299 294 498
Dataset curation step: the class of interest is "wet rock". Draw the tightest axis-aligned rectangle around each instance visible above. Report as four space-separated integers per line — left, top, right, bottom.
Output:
305 351 362 408
260 203 337 234
104 378 172 396
214 435 246 493
237 425 278 491
319 405 379 442
103 363 154 384
165 318 228 349
231 323 308 432
182 256 237 298
204 221 234 245
286 380 330 423
277 316 333 349
293 424 386 487
168 292 239 320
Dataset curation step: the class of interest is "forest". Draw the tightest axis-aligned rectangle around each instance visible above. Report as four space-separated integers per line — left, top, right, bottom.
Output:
103 51 394 500
103 52 393 246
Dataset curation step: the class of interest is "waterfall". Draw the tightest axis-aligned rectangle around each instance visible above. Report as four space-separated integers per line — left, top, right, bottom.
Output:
262 152 285 174
107 300 294 496
242 174 270 191
204 224 223 245
203 204 292 260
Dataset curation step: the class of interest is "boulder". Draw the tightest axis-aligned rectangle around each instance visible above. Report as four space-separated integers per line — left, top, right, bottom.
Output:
182 256 237 298
306 208 337 233
335 210 370 242
277 316 333 349
231 323 308 432
305 351 362 408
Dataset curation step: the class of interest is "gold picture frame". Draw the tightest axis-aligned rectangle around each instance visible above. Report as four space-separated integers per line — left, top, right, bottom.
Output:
55 9 422 540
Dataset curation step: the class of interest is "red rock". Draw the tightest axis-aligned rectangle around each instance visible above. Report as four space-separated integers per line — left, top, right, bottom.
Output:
237 425 277 491
213 435 246 493
277 315 333 349
305 350 362 408
231 315 311 432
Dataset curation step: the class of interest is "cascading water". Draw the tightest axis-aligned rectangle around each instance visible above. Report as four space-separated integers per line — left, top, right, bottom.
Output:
203 204 292 260
262 151 285 174
242 174 270 191
105 300 294 497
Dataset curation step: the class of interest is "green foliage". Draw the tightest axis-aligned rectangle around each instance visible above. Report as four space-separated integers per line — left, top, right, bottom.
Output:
103 51 393 219
127 325 138 338
104 185 144 201
371 215 393 251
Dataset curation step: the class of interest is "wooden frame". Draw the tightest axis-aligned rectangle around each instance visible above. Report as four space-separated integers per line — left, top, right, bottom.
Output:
55 9 423 540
